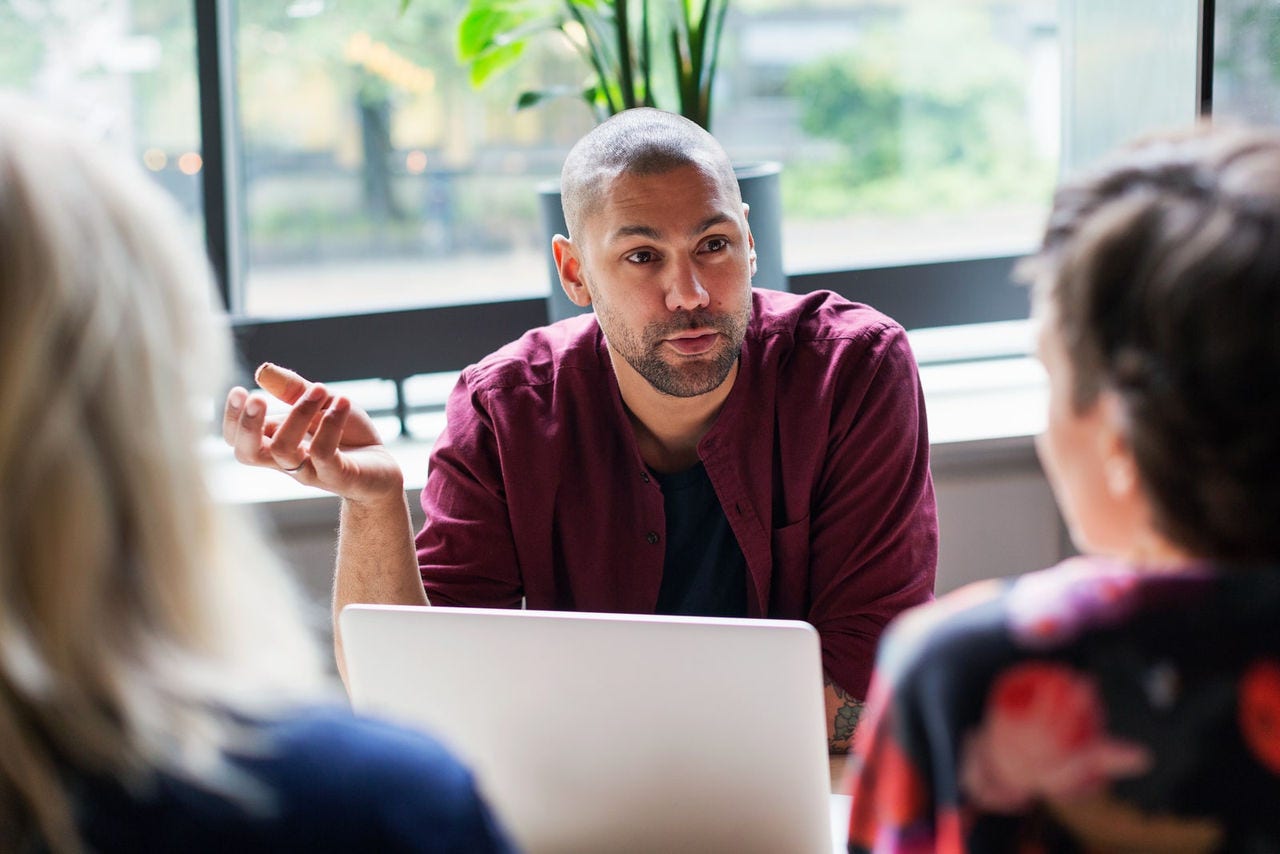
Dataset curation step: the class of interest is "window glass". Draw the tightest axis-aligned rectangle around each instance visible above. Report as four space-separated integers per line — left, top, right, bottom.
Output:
1212 0 1280 125
237 0 594 316
726 0 1058 272
0 0 202 226
237 0 1058 316
1057 0 1199 179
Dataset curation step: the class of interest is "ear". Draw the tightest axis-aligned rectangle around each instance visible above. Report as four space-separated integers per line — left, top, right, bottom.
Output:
742 203 757 278
552 235 592 307
1096 391 1139 500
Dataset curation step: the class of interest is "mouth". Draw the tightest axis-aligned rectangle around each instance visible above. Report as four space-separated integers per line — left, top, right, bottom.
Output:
663 331 720 356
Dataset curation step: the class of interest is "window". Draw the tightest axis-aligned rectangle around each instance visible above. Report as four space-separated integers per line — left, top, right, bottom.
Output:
54 1 1256 442
722 0 1058 272
228 0 1060 317
0 0 202 228
235 1 595 316
1211 0 1280 125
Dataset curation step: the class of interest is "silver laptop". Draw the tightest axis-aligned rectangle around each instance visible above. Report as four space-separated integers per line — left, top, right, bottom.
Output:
340 605 843 854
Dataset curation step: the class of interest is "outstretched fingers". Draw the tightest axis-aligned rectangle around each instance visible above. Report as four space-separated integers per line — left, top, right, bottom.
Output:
266 382 329 473
309 396 351 467
229 392 274 467
223 386 249 445
223 364 388 496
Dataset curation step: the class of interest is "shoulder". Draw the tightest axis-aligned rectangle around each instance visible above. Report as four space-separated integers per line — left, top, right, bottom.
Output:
874 578 1013 689
461 312 605 396
243 707 512 852
749 288 905 351
253 708 482 804
258 707 472 784
746 289 918 397
876 557 1209 687
76 707 513 854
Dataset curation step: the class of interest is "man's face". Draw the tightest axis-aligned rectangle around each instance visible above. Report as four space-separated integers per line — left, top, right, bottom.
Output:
574 162 754 399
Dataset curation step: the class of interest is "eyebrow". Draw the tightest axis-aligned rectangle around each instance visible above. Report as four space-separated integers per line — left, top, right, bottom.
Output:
608 213 734 243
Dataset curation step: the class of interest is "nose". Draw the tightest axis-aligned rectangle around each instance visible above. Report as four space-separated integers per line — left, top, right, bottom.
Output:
664 260 711 313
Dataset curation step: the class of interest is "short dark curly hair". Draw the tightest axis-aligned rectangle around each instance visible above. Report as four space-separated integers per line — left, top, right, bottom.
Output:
1019 124 1280 565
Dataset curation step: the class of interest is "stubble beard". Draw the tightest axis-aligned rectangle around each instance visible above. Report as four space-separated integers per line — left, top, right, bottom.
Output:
600 303 750 399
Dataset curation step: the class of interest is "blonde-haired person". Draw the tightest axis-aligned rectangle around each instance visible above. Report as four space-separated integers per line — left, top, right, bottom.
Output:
0 103 512 852
847 124 1280 853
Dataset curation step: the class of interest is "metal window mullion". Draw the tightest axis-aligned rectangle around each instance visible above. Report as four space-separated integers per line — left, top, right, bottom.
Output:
1198 0 1215 116
194 0 245 313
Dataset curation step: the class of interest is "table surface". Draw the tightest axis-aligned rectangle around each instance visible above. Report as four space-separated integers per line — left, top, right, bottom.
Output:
829 754 852 795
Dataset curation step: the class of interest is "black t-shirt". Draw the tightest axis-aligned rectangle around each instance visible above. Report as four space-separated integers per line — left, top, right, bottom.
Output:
652 462 748 618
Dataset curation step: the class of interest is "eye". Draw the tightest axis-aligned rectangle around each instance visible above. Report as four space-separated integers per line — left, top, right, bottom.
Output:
700 237 729 254
625 249 658 264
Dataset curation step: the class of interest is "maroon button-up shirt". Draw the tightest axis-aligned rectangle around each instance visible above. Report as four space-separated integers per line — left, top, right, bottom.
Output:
416 288 937 698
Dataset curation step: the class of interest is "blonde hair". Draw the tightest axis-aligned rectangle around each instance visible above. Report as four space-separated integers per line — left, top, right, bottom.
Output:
0 102 329 850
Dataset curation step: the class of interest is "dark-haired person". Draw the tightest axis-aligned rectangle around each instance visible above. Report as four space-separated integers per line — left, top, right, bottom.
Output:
847 125 1280 852
226 108 938 751
0 102 512 853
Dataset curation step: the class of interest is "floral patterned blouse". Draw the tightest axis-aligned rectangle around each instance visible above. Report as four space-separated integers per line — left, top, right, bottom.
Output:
847 557 1280 853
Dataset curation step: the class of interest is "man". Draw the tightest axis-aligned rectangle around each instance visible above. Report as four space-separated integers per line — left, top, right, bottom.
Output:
224 108 937 751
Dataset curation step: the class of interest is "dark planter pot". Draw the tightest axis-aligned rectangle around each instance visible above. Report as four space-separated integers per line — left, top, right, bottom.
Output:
538 161 787 323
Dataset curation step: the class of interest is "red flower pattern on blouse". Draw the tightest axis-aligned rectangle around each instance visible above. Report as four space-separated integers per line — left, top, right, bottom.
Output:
960 662 1150 812
1240 659 1280 775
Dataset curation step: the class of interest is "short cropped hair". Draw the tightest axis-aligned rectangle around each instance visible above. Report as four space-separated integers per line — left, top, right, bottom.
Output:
1020 124 1280 564
559 108 740 241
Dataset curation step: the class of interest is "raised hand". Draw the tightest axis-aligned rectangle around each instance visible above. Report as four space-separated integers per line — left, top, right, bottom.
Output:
223 363 405 503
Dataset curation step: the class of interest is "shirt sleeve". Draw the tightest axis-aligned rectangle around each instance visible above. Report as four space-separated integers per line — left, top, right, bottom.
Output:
808 323 939 699
415 368 524 608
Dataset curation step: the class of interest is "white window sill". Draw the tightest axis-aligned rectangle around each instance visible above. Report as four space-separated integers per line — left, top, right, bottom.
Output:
207 319 1047 513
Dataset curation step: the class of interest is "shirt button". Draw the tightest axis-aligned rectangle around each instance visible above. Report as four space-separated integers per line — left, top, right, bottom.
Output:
645 531 660 545
640 471 650 483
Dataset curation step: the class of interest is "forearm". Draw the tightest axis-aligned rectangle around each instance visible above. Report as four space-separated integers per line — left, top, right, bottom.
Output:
333 490 427 683
824 673 865 754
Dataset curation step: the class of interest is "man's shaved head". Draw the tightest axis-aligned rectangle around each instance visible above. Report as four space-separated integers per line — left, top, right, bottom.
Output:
560 108 740 240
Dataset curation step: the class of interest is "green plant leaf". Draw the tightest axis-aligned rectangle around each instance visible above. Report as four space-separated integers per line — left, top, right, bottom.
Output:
458 6 520 60
515 86 584 110
468 40 527 87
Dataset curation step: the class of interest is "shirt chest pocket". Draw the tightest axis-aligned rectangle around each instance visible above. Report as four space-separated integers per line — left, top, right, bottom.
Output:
769 515 811 616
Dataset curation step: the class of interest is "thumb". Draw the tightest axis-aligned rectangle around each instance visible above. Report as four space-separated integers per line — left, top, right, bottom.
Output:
256 362 313 405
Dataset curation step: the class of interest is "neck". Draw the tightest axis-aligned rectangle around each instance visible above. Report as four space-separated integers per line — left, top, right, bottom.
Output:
1124 549 1201 571
609 346 738 474
1119 527 1200 570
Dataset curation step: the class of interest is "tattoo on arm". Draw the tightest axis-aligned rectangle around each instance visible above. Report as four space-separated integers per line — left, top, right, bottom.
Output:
825 675 866 751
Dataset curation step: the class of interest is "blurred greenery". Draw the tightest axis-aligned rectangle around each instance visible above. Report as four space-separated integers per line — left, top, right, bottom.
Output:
786 6 1053 219
1217 1 1280 83
0 4 43 85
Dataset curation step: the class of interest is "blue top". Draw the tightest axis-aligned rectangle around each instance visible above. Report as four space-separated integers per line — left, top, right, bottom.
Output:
72 707 515 853
654 462 748 618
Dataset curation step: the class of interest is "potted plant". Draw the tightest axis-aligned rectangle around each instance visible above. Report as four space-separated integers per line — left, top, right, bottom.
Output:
452 0 728 130
402 0 786 318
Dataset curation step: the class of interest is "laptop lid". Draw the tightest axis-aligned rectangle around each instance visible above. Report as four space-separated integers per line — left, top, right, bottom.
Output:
340 605 834 854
